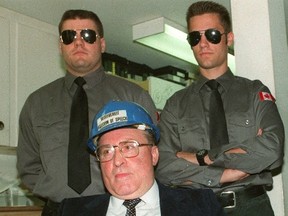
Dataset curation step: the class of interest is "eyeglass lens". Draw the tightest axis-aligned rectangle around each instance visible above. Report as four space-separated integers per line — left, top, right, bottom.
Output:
96 141 152 162
187 29 223 47
60 29 97 45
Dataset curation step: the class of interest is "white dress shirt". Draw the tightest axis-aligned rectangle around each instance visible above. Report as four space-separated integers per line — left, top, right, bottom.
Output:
106 180 161 216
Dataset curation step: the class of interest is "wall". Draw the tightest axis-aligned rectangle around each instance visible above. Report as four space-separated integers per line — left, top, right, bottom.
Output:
231 0 287 215
0 6 65 147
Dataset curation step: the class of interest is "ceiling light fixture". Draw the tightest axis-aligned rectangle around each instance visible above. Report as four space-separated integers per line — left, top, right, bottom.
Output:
132 17 235 72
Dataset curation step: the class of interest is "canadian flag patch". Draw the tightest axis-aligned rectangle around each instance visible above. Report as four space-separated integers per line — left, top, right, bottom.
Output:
259 92 275 102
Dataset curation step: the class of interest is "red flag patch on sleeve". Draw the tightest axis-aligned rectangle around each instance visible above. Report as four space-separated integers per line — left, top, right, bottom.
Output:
259 92 275 102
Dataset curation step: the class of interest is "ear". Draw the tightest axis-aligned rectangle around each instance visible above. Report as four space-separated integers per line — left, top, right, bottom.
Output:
226 31 234 47
151 146 159 166
59 41 63 55
100 37 106 53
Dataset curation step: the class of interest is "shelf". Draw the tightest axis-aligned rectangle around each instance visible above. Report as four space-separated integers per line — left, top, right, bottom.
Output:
0 206 42 215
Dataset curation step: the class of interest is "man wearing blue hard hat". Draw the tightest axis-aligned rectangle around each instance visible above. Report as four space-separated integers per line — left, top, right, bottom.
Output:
59 101 225 216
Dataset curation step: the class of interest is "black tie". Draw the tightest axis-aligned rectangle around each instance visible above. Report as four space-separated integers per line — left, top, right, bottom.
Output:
123 198 141 216
68 77 91 194
206 80 229 149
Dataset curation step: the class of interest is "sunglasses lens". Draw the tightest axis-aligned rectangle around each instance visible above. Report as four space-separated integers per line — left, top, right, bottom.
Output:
205 29 222 44
61 30 76 45
81 29 97 44
187 31 201 47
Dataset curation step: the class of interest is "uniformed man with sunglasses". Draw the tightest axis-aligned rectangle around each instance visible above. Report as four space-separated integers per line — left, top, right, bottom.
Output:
17 10 157 216
156 1 284 216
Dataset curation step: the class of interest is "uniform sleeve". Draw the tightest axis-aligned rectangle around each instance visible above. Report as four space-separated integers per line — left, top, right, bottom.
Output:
17 97 42 190
136 89 158 124
155 98 224 188
214 83 284 173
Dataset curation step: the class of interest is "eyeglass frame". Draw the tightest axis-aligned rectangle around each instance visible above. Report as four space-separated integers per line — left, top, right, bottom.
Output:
187 28 227 47
59 28 100 45
95 140 154 162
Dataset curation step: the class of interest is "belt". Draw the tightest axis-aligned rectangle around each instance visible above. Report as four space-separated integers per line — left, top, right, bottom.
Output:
216 185 266 209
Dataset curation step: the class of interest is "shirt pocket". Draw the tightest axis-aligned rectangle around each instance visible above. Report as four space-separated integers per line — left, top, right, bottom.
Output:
227 112 256 144
33 112 67 152
177 117 206 151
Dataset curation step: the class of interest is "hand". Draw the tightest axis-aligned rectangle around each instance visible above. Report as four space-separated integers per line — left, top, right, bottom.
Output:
225 148 247 154
176 151 197 164
220 169 250 183
176 151 213 165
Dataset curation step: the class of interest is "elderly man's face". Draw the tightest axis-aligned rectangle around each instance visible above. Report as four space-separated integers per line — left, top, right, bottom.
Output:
98 128 159 200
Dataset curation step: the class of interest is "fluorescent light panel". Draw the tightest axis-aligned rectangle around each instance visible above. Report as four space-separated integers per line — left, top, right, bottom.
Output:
133 17 235 72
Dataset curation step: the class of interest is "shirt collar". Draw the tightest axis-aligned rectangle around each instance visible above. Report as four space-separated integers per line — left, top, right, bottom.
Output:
64 66 106 90
139 180 159 206
194 68 235 92
215 68 234 92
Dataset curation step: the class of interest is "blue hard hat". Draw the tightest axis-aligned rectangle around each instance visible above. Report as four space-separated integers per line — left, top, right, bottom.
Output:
87 100 160 152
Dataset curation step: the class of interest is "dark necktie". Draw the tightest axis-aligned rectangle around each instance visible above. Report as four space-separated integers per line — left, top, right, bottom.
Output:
68 77 91 194
123 198 141 216
206 79 229 149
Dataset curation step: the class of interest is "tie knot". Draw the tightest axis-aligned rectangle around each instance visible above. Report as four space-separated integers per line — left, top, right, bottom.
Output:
123 198 141 209
74 77 86 87
206 79 219 90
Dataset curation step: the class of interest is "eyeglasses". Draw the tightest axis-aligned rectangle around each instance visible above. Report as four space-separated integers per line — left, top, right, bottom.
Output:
60 29 99 45
187 29 226 47
96 140 153 162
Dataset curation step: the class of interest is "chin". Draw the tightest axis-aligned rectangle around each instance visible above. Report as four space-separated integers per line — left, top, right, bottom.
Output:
112 184 137 197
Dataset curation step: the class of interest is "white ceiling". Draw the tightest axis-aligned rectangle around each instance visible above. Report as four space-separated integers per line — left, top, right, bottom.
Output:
0 0 287 72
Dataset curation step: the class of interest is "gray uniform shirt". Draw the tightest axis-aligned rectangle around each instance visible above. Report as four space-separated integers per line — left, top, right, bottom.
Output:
155 70 284 193
17 66 157 202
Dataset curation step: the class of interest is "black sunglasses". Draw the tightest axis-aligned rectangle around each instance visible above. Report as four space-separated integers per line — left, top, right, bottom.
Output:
60 29 98 45
187 29 226 47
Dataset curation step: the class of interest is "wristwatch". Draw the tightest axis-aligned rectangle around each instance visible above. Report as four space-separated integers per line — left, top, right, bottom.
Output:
196 149 208 166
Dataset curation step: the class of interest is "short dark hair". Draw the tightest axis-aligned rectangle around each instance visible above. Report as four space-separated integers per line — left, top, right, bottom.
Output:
144 130 158 145
186 1 232 33
58 9 104 37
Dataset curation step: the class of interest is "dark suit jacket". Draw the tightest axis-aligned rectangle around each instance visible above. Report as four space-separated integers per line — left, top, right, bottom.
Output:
58 182 225 216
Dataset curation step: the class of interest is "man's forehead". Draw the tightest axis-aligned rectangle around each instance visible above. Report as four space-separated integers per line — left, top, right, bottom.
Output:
61 18 97 30
189 13 223 30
